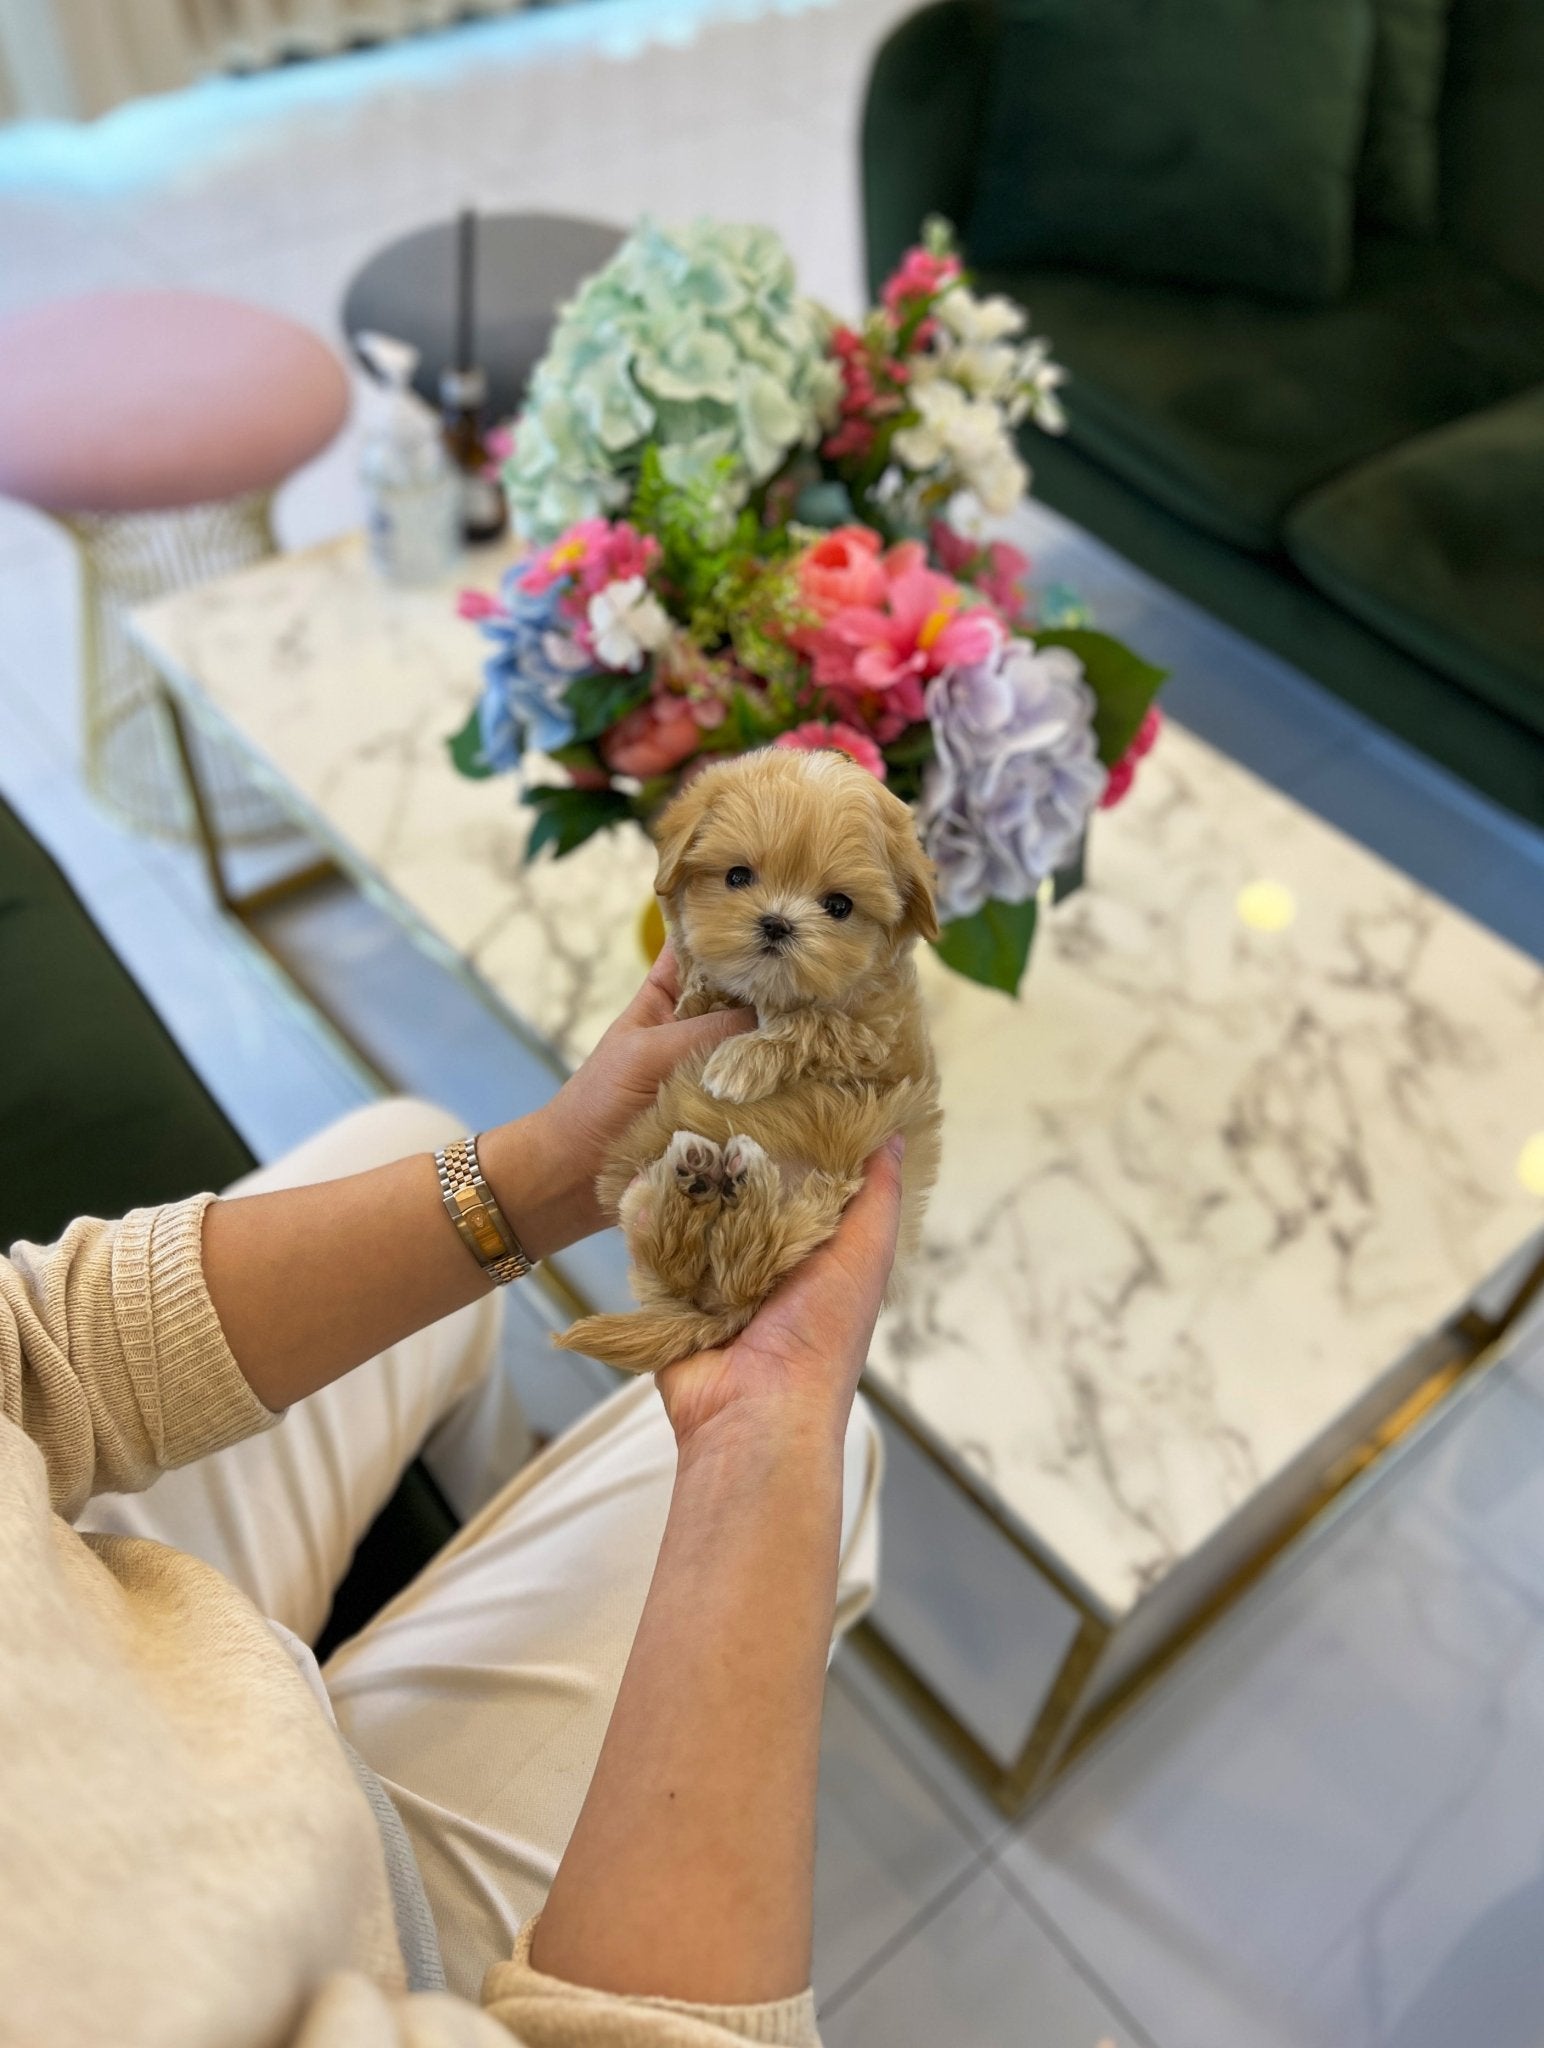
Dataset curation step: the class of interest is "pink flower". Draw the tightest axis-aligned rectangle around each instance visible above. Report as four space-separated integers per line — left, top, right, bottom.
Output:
653 638 736 731
824 324 912 461
803 542 1004 741
928 520 977 580
774 720 887 779
823 417 876 461
1099 756 1137 810
928 523 1033 624
881 246 962 321
519 517 611 595
601 697 706 780
520 518 660 604
1099 707 1163 810
977 541 1033 622
456 587 503 621
797 525 886 619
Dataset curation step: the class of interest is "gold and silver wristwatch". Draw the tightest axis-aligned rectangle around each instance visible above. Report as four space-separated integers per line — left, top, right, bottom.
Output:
434 1135 532 1285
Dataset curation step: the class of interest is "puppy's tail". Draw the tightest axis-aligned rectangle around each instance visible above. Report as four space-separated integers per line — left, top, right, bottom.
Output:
554 1304 751 1375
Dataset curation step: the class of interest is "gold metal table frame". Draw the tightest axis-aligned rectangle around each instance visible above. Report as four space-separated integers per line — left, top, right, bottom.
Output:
161 684 1544 1817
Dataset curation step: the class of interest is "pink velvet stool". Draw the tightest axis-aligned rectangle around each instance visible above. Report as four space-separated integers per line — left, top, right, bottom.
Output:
0 291 349 839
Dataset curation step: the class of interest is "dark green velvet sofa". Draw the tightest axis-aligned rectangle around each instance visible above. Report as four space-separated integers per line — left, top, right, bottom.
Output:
0 793 449 1648
862 0 1544 826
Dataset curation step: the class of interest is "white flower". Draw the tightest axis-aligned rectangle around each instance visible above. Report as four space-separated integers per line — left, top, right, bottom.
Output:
935 286 1026 345
969 444 1029 515
893 377 1027 512
1028 381 1067 435
891 378 983 468
1014 339 1068 433
939 339 1021 402
588 576 672 672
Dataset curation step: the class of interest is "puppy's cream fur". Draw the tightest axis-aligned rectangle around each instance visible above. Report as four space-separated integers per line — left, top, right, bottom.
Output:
557 746 943 1375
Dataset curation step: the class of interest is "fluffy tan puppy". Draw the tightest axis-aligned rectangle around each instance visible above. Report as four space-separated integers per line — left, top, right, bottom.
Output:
557 745 943 1374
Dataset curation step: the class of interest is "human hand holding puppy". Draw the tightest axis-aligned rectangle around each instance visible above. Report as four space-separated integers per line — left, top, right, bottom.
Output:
655 1130 905 1459
486 945 753 1259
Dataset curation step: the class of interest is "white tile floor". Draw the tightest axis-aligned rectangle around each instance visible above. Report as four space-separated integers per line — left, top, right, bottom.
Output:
4 4 1544 2040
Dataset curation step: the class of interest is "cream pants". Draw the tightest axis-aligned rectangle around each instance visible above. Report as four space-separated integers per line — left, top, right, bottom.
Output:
79 1099 882 1999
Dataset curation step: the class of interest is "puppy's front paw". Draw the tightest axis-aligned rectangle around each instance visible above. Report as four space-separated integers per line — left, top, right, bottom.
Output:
702 1035 782 1104
666 1129 723 1201
675 986 720 1021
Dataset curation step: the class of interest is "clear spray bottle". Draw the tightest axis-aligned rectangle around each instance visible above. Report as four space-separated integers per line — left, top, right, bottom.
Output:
355 330 462 588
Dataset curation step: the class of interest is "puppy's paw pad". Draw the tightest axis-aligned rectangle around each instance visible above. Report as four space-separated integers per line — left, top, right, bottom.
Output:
721 1135 774 1203
666 1130 722 1200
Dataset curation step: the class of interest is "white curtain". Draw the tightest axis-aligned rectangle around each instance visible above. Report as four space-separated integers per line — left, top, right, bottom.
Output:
0 0 532 120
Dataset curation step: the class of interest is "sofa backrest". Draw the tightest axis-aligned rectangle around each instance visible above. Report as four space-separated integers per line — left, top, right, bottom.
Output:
1440 0 1544 299
0 795 255 1248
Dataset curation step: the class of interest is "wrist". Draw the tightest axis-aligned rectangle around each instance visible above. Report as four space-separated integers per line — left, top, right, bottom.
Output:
476 1108 594 1265
673 1395 850 1491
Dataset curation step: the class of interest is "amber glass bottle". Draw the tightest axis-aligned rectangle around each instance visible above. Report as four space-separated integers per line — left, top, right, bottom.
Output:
440 365 507 546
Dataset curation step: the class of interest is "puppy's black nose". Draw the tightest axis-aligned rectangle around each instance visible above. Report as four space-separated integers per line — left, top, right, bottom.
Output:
759 914 793 946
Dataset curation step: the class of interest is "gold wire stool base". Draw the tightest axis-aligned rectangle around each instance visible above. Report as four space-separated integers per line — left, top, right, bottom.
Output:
67 496 294 845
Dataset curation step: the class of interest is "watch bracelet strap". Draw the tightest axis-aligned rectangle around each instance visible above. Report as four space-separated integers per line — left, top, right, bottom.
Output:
434 1134 531 1285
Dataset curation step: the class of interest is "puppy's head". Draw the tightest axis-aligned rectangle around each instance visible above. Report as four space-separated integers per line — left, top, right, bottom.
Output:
653 747 939 1009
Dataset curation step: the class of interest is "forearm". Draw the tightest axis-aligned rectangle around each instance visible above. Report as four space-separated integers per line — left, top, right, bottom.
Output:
532 1408 846 2005
200 1108 585 1411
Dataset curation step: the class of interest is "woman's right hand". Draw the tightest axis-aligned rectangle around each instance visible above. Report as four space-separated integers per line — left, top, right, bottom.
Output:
655 1134 904 1464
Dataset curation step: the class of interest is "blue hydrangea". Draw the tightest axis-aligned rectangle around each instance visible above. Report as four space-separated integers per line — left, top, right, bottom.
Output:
477 575 593 763
918 639 1107 922
506 219 841 542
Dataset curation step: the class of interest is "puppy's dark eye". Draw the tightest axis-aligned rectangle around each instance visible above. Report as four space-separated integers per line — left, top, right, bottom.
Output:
726 866 755 890
822 893 854 921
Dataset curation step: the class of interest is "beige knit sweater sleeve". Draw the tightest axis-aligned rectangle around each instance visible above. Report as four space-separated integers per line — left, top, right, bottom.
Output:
1 1196 276 1519
296 1925 820 2046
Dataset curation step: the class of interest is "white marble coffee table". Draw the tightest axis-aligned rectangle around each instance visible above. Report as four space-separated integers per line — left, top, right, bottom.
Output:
135 531 1544 1804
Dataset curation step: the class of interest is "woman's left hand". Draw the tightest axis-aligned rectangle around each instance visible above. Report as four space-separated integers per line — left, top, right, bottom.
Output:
482 948 754 1260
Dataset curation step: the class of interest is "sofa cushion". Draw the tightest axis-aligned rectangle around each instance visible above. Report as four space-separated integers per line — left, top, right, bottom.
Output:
1285 387 1544 738
1440 0 1544 299
1358 0 1451 235
989 239 1544 552
967 0 1374 303
0 798 254 1249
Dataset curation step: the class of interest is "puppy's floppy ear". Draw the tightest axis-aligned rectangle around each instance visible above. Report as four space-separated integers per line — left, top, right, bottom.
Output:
876 784 940 944
652 767 716 898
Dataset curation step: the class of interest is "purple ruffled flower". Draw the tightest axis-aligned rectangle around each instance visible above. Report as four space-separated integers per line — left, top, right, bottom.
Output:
917 639 1106 923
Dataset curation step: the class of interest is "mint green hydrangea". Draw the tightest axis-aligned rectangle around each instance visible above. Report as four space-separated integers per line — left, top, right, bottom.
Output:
506 219 841 543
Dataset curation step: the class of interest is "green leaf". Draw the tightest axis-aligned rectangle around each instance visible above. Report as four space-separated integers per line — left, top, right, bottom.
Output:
1034 628 1167 768
563 669 651 745
880 720 937 804
933 896 1038 995
447 702 497 780
523 784 633 862
548 739 606 778
882 722 936 768
712 685 786 753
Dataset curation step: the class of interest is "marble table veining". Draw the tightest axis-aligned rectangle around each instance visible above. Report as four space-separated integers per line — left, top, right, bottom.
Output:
136 533 1544 1619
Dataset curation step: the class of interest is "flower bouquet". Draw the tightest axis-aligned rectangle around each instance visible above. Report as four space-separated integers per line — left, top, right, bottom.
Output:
450 217 1165 995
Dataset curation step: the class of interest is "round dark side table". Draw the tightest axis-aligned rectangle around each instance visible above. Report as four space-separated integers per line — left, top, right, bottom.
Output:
340 210 625 423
